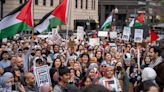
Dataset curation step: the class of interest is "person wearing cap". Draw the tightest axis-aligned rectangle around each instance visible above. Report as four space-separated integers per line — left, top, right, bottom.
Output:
137 67 159 92
99 66 122 92
99 61 109 76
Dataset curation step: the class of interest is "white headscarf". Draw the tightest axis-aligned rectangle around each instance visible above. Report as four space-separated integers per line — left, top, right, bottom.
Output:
0 72 13 92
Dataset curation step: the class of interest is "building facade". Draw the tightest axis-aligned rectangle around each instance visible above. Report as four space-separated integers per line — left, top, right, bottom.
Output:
1 0 98 31
99 0 161 28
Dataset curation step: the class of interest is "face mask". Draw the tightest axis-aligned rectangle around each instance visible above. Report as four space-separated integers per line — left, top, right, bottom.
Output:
116 66 122 71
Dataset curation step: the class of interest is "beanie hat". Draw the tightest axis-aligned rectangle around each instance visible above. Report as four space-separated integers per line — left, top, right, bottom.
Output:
142 67 157 82
123 53 131 61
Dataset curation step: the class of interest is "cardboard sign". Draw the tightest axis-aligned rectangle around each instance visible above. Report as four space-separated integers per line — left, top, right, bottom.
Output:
98 31 108 37
89 38 100 46
34 65 51 87
122 27 131 41
110 32 117 39
134 29 143 43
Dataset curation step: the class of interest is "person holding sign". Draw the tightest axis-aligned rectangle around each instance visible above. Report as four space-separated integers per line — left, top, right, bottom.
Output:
98 66 122 92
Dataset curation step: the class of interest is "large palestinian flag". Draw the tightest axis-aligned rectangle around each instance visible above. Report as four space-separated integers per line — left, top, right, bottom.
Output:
101 15 113 31
35 0 67 33
0 0 33 39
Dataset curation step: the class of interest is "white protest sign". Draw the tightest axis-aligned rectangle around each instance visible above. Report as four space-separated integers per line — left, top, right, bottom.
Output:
110 31 117 39
77 26 85 40
34 65 51 87
98 31 108 37
122 27 131 41
51 28 63 45
134 29 143 43
2 38 7 43
89 38 100 46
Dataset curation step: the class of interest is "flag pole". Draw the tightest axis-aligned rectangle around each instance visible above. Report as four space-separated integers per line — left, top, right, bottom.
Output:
32 0 34 40
66 0 71 46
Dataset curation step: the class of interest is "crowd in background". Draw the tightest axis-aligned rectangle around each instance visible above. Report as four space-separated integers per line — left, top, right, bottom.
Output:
0 34 163 92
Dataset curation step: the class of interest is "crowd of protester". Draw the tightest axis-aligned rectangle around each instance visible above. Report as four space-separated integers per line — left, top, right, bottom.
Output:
0 34 163 92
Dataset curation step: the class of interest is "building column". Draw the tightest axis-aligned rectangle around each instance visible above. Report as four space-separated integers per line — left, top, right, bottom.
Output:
100 5 105 26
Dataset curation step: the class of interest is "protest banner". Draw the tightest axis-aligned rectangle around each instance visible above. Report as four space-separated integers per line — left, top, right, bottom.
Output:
110 31 117 39
122 27 131 41
98 31 108 37
134 29 143 43
34 65 51 87
89 38 100 46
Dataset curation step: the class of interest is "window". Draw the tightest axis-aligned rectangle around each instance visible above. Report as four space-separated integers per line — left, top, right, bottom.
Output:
75 0 78 8
35 0 38 5
81 0 83 9
86 0 88 9
2 0 5 3
43 0 46 6
94 0 95 10
20 0 23 4
50 0 53 6
91 0 93 10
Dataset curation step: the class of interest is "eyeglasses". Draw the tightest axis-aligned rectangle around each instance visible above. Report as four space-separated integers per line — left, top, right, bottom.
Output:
101 65 107 67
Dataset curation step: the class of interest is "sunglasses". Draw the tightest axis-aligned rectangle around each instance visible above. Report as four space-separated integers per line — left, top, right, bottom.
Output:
101 65 107 67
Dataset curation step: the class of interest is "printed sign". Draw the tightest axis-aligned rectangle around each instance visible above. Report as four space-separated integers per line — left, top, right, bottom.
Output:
51 28 63 45
134 29 143 43
98 31 108 37
89 38 100 46
122 27 131 41
77 26 85 40
34 65 51 87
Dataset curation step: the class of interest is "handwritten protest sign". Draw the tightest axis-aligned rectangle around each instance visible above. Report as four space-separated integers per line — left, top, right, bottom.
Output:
51 28 63 45
89 38 100 46
98 31 108 37
34 65 51 87
134 29 143 43
122 27 131 41
110 31 117 39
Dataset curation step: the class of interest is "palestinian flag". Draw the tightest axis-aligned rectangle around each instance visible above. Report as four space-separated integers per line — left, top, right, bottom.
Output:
0 0 33 39
129 13 144 27
101 15 112 31
35 0 67 33
150 29 159 44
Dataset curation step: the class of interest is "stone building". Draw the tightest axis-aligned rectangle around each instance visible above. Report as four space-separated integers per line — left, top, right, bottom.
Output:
1 0 98 30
